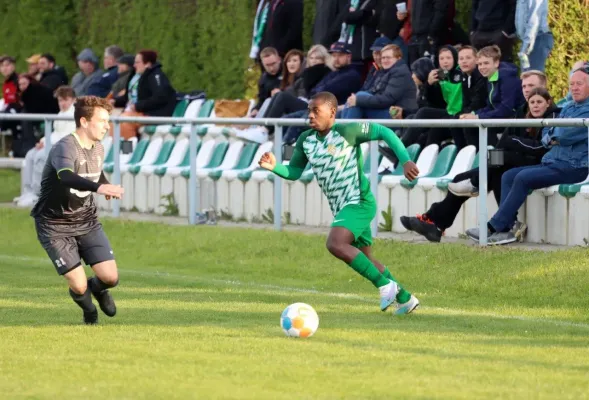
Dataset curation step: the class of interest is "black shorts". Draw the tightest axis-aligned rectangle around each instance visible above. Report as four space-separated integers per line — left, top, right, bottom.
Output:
36 223 115 275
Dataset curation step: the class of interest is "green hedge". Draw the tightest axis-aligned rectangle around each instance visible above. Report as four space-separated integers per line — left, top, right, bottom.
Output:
0 0 587 100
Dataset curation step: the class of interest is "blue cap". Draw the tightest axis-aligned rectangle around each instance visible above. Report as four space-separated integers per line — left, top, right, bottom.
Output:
329 41 352 54
370 37 394 51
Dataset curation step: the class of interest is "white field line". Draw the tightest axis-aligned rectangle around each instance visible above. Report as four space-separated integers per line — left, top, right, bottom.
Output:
1 254 588 330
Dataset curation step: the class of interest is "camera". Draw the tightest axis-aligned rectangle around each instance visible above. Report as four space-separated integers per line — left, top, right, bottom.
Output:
437 68 450 81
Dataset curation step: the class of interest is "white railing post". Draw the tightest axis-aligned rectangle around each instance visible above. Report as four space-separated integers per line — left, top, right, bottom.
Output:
43 119 52 156
189 123 198 225
478 126 488 246
370 140 379 238
274 124 283 231
112 121 121 218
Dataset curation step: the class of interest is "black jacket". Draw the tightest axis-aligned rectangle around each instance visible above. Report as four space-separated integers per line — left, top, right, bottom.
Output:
356 61 417 110
40 66 68 93
411 0 451 39
254 66 282 111
471 0 516 34
497 105 560 167
376 0 403 41
313 0 349 47
21 83 59 114
341 0 379 61
461 68 487 114
424 45 462 110
260 0 304 57
134 63 177 117
288 64 332 98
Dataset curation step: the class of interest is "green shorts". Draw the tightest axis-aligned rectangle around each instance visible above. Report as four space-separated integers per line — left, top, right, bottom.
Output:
331 200 376 248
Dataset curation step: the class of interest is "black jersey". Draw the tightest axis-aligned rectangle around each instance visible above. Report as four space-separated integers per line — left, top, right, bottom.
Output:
31 133 104 237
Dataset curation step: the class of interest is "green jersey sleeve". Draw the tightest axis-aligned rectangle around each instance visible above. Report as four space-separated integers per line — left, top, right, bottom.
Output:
271 130 310 180
336 122 411 165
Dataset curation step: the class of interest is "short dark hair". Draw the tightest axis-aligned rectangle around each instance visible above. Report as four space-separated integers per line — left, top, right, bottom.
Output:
55 85 75 100
138 50 158 64
457 45 477 56
311 91 338 110
74 96 113 128
260 47 279 58
40 53 56 64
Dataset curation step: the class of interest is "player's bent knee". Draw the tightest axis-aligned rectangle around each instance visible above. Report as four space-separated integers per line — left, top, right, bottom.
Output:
69 282 88 295
326 240 346 259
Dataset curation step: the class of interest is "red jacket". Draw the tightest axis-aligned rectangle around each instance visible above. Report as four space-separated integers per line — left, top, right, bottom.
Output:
3 73 19 105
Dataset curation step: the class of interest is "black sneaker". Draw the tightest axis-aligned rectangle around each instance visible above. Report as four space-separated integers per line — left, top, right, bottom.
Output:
84 308 98 325
91 289 117 317
400 215 443 243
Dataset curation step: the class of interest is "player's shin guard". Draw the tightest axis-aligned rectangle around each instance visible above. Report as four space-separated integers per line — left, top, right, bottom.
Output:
348 253 390 288
69 287 97 313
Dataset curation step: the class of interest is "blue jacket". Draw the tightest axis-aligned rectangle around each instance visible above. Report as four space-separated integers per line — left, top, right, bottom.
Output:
87 66 119 98
541 96 589 169
515 0 551 55
356 61 418 110
311 64 362 105
476 63 525 119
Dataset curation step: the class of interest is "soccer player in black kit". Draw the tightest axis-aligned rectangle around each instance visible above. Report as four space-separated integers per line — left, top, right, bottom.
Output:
31 96 125 324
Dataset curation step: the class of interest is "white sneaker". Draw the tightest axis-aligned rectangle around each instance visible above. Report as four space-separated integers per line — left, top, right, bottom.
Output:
448 179 479 197
17 193 38 208
379 280 399 312
394 295 420 315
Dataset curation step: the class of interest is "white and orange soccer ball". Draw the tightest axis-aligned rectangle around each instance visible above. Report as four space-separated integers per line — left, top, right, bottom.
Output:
280 303 319 338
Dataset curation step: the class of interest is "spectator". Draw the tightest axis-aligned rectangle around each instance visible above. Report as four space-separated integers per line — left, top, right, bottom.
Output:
278 49 304 93
342 44 416 119
71 48 103 96
312 0 349 48
26 54 42 81
362 36 393 91
401 86 558 243
337 0 378 65
108 54 135 104
16 86 76 208
38 53 68 93
260 0 303 58
459 45 525 148
375 0 406 56
470 0 516 62
87 45 124 98
250 0 270 60
311 41 362 106
250 47 282 117
117 50 176 139
0 56 22 138
408 0 454 65
457 45 487 115
466 66 589 245
515 0 552 72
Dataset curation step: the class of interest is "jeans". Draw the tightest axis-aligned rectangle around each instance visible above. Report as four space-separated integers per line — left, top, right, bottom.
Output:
342 92 391 119
525 32 553 72
489 163 589 232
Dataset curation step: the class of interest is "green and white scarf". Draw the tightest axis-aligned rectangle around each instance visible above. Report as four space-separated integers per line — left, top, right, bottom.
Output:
339 0 360 45
250 0 270 59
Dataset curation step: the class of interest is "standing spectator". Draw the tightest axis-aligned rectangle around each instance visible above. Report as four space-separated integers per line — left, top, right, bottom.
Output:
88 45 124 98
337 0 378 65
470 0 517 62
259 0 303 58
342 44 416 119
408 0 453 65
250 0 270 60
312 0 349 48
38 54 69 93
515 0 552 72
108 54 134 104
26 54 42 81
117 50 176 139
374 1 408 64
250 47 282 117
71 48 103 97
0 56 22 137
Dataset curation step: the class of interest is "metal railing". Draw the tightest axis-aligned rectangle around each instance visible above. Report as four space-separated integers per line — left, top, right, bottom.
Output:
1 113 588 246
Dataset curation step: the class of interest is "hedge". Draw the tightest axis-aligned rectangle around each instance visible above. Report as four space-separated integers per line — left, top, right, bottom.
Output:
0 0 587 100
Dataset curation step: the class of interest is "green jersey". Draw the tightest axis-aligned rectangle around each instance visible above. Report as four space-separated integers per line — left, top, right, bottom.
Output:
272 122 411 215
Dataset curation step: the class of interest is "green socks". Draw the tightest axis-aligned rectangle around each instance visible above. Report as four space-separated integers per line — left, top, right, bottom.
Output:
383 267 412 304
349 253 390 288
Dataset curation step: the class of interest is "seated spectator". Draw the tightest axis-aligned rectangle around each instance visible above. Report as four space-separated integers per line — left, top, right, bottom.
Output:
16 86 76 208
363 36 393 91
277 49 304 94
13 74 59 157
108 54 135 105
117 50 176 139
88 45 124 98
38 53 68 92
470 0 516 62
465 65 589 245
26 54 42 81
0 56 22 144
515 0 552 72
458 45 525 148
71 48 103 96
342 44 416 120
250 47 282 118
401 86 558 242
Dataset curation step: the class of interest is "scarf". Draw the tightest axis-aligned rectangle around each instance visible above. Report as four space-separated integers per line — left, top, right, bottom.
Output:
338 0 360 45
249 0 270 59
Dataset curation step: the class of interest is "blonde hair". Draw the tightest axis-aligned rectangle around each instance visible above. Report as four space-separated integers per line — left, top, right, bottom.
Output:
477 45 501 61
520 70 547 87
381 44 403 60
306 44 334 70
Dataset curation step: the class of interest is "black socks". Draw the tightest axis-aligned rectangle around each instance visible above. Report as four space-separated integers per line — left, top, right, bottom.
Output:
88 276 119 293
69 287 97 313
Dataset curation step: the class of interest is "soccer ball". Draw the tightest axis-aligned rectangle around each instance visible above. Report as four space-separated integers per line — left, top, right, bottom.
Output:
280 303 319 338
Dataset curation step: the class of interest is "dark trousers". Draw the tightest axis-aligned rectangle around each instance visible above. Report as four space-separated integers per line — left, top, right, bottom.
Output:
408 35 436 66
426 166 507 230
266 92 307 119
451 126 501 152
470 30 515 63
401 107 452 147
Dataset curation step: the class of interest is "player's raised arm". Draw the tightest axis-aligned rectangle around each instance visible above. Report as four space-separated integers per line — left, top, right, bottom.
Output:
258 134 309 181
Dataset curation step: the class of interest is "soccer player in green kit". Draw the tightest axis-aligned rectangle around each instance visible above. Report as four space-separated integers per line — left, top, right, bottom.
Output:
259 92 421 314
